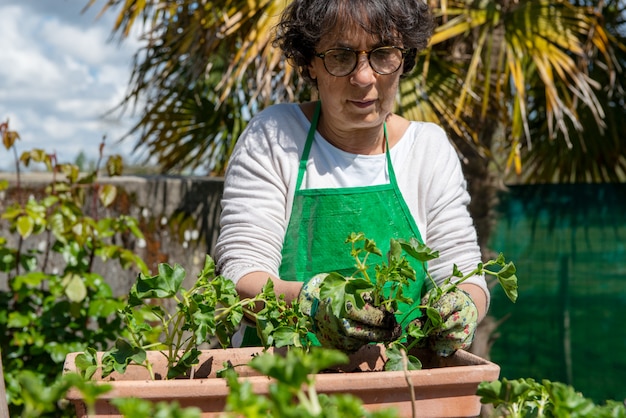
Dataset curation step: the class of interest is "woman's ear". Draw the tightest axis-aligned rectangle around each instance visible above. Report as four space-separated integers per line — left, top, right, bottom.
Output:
308 60 318 81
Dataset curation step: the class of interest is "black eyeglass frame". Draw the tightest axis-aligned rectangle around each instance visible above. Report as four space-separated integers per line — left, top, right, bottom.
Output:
314 46 409 77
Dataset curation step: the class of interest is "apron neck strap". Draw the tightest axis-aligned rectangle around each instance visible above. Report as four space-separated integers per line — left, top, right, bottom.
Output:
297 101 398 189
383 123 398 185
296 101 321 189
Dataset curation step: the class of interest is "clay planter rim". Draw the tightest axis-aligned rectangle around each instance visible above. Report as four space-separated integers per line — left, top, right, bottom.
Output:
63 345 501 418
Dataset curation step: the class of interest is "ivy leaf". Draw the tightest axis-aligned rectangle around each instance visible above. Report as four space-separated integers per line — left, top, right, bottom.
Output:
74 348 100 380
101 338 146 377
249 347 348 387
476 380 508 406
271 326 304 348
319 272 373 318
167 348 201 379
398 238 439 263
362 237 382 257
192 304 216 345
406 321 426 341
384 346 422 371
133 263 185 300
425 306 443 328
496 260 518 303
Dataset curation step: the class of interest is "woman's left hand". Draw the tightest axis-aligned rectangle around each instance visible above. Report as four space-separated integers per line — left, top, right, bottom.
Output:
408 288 479 357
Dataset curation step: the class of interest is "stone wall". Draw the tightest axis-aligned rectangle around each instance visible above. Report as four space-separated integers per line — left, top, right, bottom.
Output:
0 173 224 296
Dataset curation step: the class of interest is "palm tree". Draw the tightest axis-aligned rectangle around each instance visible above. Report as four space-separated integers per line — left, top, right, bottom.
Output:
88 0 625 178
86 0 304 175
417 0 626 249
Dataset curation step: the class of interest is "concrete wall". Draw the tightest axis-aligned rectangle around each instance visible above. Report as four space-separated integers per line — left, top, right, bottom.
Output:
0 173 224 296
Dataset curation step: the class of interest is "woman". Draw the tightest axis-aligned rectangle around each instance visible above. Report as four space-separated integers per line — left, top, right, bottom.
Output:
215 0 489 355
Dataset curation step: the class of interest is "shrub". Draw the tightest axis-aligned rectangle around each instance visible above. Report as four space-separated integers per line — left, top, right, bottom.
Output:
1 121 147 417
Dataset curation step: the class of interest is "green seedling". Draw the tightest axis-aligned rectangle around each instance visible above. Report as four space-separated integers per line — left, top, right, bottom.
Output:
477 377 626 417
75 255 312 380
317 233 518 371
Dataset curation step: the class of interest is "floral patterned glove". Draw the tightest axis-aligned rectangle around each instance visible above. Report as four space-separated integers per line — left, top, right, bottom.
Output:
408 288 478 357
298 274 401 352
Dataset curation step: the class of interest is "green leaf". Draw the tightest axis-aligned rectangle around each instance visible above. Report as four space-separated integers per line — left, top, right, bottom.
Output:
63 273 87 303
2 205 23 221
74 348 100 380
271 326 305 348
12 271 48 289
112 398 201 418
398 238 439 263
0 247 16 271
167 348 200 379
425 306 443 328
98 184 117 208
101 338 147 377
496 260 519 303
191 304 216 345
363 237 382 257
384 346 422 371
19 253 38 272
7 311 33 328
406 321 426 341
133 262 185 299
16 370 74 414
319 273 373 318
106 155 124 176
66 374 113 412
16 214 34 238
249 347 348 387
222 366 273 416
476 380 507 406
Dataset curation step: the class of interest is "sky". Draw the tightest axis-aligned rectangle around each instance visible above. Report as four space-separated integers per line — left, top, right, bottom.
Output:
0 0 146 171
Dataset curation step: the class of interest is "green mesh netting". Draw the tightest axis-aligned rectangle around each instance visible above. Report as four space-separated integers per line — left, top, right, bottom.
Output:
487 183 626 404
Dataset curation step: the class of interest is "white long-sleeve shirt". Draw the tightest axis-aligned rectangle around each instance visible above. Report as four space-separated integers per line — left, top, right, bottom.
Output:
215 103 489 305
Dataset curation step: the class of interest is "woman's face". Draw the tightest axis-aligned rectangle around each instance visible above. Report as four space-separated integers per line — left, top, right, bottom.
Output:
308 24 403 133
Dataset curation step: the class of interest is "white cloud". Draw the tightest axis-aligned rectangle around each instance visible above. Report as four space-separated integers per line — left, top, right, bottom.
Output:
0 0 145 170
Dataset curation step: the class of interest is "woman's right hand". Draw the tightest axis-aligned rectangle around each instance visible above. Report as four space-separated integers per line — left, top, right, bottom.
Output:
298 274 401 352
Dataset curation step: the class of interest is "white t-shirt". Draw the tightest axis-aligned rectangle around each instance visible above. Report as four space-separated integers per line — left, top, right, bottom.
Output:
214 103 489 304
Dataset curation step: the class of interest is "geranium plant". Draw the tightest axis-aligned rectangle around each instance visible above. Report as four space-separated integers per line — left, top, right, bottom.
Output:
75 254 311 380
477 377 626 417
318 232 518 370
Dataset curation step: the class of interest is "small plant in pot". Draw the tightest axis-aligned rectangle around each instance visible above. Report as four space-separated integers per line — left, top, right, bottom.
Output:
315 232 518 371
68 253 399 417
66 233 518 417
74 254 305 381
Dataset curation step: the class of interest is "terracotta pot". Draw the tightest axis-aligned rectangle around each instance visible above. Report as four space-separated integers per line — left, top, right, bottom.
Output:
64 345 499 418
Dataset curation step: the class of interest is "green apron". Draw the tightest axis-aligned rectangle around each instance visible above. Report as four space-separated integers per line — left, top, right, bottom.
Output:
241 101 426 346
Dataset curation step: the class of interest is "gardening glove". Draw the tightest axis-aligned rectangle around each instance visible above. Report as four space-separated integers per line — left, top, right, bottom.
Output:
407 288 478 357
298 273 402 352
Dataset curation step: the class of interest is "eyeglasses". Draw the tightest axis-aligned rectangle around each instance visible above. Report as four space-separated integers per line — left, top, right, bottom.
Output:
314 46 408 77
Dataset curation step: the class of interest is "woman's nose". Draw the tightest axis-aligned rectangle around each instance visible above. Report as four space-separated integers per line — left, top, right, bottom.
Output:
350 54 376 86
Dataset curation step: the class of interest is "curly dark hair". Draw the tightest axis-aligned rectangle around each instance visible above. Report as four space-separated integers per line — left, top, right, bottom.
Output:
273 0 434 84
